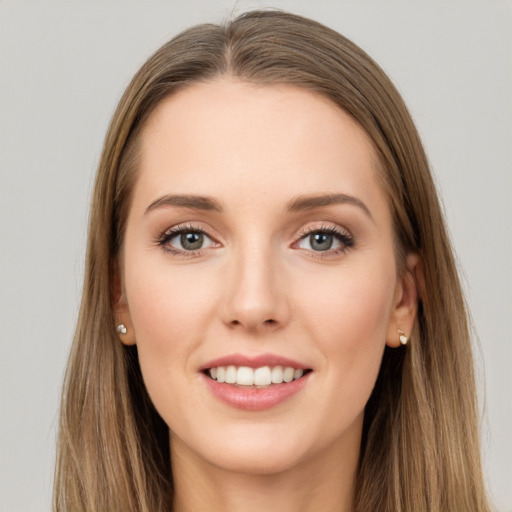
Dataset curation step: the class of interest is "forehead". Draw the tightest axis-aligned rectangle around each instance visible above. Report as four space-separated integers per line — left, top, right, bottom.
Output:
134 79 387 219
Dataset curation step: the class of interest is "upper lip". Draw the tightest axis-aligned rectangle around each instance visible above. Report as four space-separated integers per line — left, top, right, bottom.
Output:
200 353 310 371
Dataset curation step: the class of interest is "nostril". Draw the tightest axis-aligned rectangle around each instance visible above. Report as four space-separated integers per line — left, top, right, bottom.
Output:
227 317 279 329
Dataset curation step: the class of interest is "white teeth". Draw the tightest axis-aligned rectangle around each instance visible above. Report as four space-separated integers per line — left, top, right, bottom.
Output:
207 364 307 386
254 366 272 386
271 365 284 384
225 365 237 384
237 366 254 386
283 367 295 383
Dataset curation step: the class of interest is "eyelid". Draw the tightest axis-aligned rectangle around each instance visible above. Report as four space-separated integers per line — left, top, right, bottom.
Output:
155 220 354 258
156 222 221 256
292 222 355 257
295 221 351 239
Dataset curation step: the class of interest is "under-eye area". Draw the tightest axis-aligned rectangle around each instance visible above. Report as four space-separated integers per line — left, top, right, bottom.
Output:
205 365 313 388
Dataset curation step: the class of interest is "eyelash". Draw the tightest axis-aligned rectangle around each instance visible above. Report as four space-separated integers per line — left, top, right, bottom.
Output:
295 224 355 258
156 223 355 258
156 223 215 256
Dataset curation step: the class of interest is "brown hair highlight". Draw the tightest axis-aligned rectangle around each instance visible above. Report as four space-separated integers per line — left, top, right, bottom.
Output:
54 10 490 512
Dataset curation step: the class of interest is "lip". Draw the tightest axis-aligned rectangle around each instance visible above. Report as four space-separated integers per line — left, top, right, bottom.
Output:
199 353 312 411
202 371 311 411
200 353 309 371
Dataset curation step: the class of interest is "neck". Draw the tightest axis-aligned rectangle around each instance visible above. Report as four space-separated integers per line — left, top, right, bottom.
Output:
170 424 361 512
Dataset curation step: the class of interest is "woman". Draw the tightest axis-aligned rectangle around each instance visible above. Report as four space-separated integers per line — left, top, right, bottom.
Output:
54 10 490 512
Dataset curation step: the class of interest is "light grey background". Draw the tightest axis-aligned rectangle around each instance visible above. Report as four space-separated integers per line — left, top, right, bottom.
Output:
1 1 510 511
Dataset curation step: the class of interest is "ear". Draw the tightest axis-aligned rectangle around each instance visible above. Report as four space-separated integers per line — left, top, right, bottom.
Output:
386 253 422 348
112 260 136 346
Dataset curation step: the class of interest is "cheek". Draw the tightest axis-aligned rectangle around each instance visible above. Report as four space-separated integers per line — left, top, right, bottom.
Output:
298 260 395 390
123 262 224 429
124 259 219 387
302 263 394 338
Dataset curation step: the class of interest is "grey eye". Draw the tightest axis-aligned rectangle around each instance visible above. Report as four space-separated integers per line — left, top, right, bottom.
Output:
180 232 204 250
309 233 333 251
297 230 347 252
167 230 215 251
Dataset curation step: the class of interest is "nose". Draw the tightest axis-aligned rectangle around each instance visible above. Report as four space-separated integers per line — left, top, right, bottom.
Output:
220 246 289 333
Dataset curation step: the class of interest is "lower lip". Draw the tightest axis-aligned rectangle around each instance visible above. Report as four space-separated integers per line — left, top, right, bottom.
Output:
202 373 311 411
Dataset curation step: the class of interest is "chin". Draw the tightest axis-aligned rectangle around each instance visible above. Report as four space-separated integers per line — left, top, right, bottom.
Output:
206 441 309 476
177 421 332 477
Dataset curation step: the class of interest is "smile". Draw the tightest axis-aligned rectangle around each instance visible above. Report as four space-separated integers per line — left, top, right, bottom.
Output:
207 365 306 387
201 355 312 411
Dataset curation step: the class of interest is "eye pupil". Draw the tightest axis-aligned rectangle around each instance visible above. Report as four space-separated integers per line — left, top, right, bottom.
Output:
181 232 203 250
310 232 333 251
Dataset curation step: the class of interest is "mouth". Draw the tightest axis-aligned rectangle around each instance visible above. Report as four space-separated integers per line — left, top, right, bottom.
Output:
204 365 312 388
200 353 313 410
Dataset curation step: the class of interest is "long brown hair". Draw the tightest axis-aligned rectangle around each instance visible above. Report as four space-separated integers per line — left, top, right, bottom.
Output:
54 10 490 511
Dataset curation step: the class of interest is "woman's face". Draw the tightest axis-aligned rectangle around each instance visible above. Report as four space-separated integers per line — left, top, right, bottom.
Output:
117 80 416 475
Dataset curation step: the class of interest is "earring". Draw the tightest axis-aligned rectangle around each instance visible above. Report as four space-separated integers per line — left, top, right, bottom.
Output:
116 324 127 335
397 329 408 345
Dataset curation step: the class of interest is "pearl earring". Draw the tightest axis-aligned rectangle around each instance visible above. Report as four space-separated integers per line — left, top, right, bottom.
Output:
116 324 127 335
397 329 408 345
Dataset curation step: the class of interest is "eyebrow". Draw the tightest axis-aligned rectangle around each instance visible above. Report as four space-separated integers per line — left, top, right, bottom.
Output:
145 194 223 214
144 192 373 220
286 193 373 220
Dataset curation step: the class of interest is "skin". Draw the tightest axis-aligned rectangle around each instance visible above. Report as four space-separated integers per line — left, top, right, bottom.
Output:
115 79 418 512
